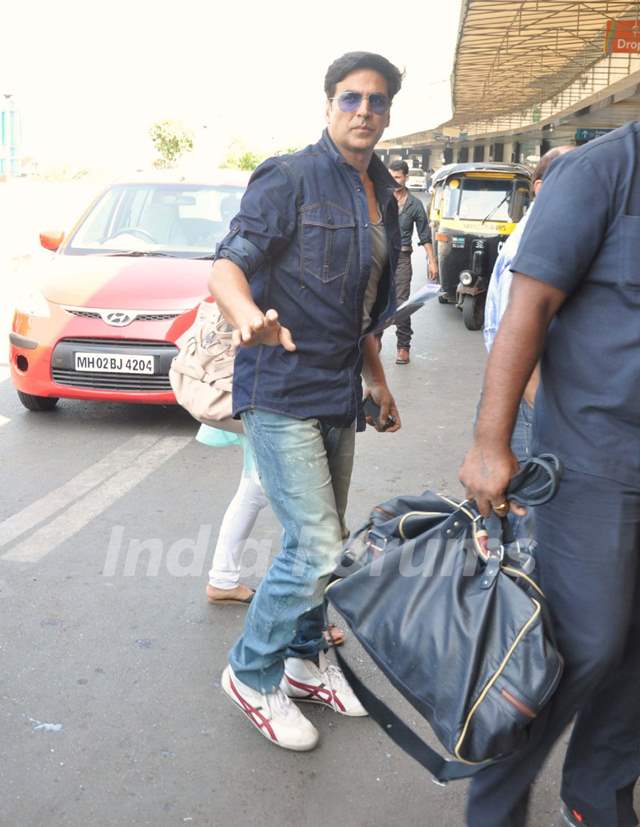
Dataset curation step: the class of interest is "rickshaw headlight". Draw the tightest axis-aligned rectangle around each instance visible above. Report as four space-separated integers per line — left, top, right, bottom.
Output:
460 270 474 287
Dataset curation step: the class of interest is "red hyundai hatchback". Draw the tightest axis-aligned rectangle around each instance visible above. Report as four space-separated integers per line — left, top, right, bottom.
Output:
9 173 247 411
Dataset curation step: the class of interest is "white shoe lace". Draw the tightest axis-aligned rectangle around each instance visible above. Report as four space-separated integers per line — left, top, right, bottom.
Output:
263 687 299 722
320 662 352 710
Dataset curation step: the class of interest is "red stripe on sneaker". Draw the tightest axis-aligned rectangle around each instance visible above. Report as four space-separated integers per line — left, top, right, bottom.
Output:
286 676 346 712
229 677 278 742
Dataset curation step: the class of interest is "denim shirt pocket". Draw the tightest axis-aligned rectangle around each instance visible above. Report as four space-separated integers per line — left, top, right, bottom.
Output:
299 201 356 283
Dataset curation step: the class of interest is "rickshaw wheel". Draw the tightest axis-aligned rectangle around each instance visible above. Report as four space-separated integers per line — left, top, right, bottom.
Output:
462 294 486 331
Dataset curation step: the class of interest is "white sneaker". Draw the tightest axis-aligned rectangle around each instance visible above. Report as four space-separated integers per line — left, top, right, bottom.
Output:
221 665 319 751
281 651 368 717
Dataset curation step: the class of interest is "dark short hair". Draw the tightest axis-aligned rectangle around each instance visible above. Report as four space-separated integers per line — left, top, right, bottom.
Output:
324 52 404 101
533 145 574 182
389 160 409 175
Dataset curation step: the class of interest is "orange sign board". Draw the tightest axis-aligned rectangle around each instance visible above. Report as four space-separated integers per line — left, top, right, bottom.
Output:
605 19 640 53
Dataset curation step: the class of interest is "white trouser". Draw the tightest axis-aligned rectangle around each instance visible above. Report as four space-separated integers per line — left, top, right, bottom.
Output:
208 467 269 589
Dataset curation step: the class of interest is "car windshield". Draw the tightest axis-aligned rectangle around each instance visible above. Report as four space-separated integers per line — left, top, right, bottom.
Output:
65 183 245 257
442 178 515 222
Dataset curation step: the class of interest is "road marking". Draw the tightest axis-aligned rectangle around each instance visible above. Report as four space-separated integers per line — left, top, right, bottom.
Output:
2 435 191 563
0 416 9 427
0 434 163 551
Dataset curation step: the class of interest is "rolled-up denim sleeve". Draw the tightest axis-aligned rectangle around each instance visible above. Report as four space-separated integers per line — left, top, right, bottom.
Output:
512 154 609 295
214 159 297 278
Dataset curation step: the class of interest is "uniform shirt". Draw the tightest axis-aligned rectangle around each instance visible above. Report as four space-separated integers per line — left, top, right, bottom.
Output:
483 207 532 352
215 130 400 429
512 122 640 485
397 191 432 250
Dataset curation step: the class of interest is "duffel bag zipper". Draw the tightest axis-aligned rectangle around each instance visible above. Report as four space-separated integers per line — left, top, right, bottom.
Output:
453 598 541 764
500 688 536 719
398 510 454 539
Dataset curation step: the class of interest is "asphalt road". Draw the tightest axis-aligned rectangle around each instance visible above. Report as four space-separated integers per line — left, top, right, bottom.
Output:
1 241 574 826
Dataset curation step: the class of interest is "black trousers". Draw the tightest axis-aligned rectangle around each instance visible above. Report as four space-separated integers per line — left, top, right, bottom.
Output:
395 250 413 348
467 467 640 827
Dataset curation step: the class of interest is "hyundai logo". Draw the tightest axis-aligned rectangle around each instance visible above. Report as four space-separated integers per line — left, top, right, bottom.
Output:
103 311 134 327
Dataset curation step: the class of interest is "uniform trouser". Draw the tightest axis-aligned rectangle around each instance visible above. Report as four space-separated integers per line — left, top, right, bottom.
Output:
395 250 413 348
466 467 640 827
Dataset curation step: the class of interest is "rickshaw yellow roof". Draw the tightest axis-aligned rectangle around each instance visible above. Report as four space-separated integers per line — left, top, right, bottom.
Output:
451 0 640 126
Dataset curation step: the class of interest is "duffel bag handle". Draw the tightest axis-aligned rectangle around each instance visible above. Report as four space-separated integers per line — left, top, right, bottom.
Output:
466 454 562 523
506 454 562 507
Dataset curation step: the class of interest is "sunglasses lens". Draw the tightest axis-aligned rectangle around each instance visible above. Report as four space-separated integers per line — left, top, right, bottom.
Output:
369 94 390 114
336 92 390 114
337 92 361 112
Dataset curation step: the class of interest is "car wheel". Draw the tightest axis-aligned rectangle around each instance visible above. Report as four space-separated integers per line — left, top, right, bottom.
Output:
17 391 60 412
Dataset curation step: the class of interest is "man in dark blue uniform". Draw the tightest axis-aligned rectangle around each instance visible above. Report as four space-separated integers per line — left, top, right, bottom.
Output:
460 122 640 826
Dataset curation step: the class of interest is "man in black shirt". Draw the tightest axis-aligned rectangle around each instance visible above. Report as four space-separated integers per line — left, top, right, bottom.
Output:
388 160 438 364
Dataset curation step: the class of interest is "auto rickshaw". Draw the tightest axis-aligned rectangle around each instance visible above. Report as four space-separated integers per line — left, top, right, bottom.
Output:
429 163 532 330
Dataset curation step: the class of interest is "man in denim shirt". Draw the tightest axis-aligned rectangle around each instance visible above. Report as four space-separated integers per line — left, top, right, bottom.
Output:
210 52 403 752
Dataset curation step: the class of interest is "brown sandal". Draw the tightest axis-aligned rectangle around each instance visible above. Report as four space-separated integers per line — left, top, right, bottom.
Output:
206 584 255 605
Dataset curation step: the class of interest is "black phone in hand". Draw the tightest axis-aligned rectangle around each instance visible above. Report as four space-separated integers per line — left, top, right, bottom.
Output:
363 396 396 430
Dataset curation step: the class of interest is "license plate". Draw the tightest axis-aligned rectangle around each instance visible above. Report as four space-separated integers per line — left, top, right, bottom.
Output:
74 352 154 374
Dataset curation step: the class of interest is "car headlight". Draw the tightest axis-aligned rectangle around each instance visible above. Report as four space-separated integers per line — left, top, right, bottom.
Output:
460 271 474 287
14 288 51 318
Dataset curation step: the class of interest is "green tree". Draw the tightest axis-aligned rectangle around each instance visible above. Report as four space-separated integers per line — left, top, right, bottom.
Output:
220 144 261 171
234 150 264 171
274 146 300 156
149 120 194 168
220 140 300 171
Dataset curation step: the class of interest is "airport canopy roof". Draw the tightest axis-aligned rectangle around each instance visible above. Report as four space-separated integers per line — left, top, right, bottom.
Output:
451 0 640 125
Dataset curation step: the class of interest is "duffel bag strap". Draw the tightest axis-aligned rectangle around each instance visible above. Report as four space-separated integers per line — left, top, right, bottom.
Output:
334 647 489 783
506 454 562 507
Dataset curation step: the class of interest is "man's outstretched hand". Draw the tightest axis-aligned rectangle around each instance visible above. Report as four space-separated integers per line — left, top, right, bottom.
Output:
232 308 296 351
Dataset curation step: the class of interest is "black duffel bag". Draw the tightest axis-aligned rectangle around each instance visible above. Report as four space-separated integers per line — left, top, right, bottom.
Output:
326 457 564 783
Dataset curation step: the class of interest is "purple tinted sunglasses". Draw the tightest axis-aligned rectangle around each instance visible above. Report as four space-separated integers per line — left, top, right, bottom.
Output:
332 91 390 115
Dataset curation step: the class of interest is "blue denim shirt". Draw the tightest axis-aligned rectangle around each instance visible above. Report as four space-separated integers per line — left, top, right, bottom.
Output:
215 130 400 429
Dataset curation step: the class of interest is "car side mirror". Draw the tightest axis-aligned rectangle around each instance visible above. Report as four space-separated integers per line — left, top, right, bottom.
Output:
40 231 65 252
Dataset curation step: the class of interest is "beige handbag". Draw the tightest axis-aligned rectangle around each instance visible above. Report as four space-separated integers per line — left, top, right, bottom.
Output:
169 301 242 434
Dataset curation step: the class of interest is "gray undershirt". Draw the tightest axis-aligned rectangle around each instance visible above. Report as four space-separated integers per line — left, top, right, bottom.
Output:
361 217 388 333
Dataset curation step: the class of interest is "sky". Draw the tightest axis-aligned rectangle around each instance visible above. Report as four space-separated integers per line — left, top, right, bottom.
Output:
3 0 462 173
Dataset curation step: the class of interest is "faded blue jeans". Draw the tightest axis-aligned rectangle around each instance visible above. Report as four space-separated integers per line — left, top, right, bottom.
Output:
228 409 355 692
510 399 535 549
